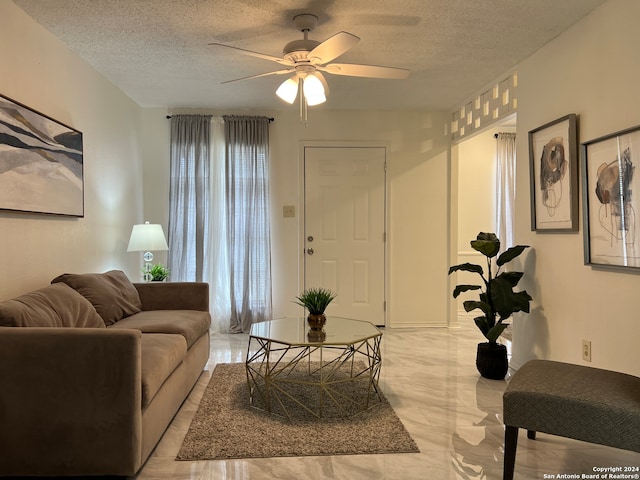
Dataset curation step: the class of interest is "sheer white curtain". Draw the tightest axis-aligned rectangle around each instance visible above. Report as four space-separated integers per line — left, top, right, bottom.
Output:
495 133 517 250
206 118 231 333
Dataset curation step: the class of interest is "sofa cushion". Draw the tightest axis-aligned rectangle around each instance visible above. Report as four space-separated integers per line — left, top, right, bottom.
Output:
52 270 142 326
0 283 105 328
140 333 187 408
110 310 210 349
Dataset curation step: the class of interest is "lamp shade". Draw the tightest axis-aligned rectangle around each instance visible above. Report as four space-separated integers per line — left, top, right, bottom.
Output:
127 222 169 252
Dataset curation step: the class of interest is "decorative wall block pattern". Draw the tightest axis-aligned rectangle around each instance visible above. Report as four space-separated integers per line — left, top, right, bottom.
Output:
450 72 518 141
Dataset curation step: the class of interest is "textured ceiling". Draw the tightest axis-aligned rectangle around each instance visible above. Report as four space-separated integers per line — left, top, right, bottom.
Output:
14 0 605 111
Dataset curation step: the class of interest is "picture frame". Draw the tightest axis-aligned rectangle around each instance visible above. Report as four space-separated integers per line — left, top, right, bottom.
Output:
529 114 578 231
582 124 640 270
0 94 84 217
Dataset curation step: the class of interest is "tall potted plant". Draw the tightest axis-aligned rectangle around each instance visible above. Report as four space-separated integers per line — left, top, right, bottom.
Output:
448 232 532 379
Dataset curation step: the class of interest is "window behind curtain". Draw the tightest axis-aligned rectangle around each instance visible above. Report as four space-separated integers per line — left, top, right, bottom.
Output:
227 143 269 305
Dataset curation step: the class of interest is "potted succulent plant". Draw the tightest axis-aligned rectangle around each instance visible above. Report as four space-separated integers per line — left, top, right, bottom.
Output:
294 287 337 331
448 232 532 379
147 263 170 282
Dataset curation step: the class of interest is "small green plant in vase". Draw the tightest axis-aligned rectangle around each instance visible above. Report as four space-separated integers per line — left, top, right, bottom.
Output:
294 287 337 330
448 232 532 379
146 263 170 282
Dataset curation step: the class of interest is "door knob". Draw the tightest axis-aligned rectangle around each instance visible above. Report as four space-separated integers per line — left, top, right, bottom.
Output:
306 248 314 255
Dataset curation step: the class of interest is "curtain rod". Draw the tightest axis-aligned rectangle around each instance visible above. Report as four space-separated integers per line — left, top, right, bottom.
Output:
166 115 274 122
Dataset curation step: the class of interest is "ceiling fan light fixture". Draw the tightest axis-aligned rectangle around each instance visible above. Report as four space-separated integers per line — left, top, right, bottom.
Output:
303 74 326 106
214 13 410 117
276 77 299 104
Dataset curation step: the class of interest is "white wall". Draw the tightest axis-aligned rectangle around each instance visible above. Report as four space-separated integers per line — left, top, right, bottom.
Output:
141 108 451 328
0 2 145 297
513 0 640 376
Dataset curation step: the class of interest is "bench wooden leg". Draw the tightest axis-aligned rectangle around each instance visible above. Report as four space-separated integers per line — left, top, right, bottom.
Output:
503 425 519 480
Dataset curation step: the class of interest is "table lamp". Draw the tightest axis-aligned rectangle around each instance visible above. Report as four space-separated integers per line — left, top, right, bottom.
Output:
127 221 169 281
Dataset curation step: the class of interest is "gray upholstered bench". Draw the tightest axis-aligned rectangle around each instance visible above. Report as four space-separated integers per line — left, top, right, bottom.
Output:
502 359 640 480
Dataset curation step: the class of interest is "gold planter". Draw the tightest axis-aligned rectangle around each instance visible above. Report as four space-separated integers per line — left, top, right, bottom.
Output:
307 313 326 331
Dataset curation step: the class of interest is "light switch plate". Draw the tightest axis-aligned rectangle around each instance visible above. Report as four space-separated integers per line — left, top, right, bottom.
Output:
283 205 295 218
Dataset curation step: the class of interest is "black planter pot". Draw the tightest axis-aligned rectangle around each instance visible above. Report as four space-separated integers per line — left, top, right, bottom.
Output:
476 342 508 380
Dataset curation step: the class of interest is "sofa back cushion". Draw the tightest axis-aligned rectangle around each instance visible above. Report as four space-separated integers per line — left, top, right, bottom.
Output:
52 270 142 326
0 282 105 328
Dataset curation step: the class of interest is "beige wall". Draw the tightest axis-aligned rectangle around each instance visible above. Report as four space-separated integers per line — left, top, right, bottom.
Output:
513 0 640 376
0 2 145 297
141 108 451 327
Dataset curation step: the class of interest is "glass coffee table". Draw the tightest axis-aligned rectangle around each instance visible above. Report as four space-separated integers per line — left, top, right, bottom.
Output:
245 316 382 419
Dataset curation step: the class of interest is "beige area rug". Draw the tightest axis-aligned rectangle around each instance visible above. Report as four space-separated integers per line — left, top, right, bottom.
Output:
176 362 420 460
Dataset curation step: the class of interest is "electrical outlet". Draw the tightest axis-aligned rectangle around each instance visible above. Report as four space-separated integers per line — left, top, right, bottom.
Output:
582 340 592 362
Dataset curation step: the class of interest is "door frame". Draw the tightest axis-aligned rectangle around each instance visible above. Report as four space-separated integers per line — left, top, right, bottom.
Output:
298 140 390 327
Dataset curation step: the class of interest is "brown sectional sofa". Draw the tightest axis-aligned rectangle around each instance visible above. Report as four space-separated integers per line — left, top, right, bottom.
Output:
0 270 211 477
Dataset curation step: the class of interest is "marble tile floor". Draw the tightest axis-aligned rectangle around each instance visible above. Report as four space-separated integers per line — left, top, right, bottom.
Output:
133 323 639 480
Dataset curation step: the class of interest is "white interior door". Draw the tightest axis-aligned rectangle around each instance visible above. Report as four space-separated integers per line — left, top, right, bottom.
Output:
304 146 386 325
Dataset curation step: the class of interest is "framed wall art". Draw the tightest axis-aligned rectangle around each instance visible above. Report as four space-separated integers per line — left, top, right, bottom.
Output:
0 94 84 217
582 124 640 270
529 113 578 231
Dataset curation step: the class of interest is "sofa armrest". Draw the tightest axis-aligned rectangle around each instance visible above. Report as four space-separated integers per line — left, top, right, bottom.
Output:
0 327 142 476
134 282 209 312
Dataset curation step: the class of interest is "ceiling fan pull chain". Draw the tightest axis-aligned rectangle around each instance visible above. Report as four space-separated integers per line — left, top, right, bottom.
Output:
299 77 308 125
299 77 304 121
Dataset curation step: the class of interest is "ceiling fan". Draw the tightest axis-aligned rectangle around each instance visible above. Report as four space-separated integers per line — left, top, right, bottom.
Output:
209 13 410 109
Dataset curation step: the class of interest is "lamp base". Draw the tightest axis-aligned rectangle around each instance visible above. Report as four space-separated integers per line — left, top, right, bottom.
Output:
143 251 154 282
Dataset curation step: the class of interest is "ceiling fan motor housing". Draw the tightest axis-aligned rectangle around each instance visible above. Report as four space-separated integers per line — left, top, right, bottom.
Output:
283 39 321 60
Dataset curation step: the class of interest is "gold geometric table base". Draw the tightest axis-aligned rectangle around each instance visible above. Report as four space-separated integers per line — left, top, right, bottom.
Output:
245 335 382 419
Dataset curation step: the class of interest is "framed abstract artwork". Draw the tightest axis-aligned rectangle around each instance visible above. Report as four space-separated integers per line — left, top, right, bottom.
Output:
582 124 640 270
0 94 84 217
528 114 578 231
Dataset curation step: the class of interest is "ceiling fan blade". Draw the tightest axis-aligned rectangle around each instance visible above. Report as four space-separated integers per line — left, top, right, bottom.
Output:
308 32 360 65
209 43 293 66
320 63 410 79
221 69 292 84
